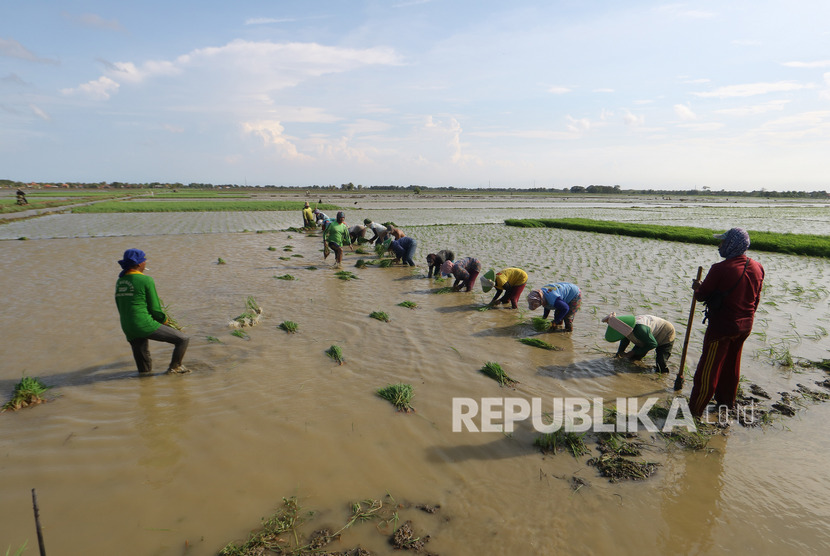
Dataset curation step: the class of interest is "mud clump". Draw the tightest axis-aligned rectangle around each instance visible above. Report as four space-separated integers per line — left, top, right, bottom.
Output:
390 521 431 552
749 384 771 399
587 453 659 483
416 504 440 514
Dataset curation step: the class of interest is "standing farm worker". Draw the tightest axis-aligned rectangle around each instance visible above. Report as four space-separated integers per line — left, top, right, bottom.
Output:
441 257 482 291
602 313 676 373
390 236 418 266
484 268 528 309
324 211 352 268
302 202 314 228
115 249 190 375
689 227 764 418
363 219 388 244
526 282 582 331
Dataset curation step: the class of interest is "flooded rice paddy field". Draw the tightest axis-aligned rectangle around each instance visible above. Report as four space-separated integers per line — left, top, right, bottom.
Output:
1 202 829 555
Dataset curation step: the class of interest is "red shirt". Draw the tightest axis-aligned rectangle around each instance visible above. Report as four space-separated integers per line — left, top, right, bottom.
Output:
695 255 764 336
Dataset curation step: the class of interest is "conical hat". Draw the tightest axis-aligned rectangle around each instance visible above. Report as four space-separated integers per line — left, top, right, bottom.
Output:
481 269 496 292
604 315 636 342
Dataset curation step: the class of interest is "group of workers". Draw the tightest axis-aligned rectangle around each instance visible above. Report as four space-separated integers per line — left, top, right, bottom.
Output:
118 200 764 422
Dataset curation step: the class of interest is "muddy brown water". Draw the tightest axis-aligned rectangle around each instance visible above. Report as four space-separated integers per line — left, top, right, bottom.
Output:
2 202 830 554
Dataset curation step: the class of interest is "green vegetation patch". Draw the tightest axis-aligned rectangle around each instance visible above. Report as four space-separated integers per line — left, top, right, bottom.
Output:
398 301 417 309
505 218 830 258
531 317 552 332
278 321 298 333
377 383 415 412
274 274 295 281
3 376 51 411
480 361 518 387
326 345 344 364
369 311 390 322
71 200 340 213
519 337 562 350
335 270 359 281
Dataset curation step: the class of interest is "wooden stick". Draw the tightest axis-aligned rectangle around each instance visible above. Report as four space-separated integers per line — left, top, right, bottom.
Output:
32 488 47 556
674 266 704 391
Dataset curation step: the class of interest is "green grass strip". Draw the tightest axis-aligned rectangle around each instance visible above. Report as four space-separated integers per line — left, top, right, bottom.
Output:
505 218 830 258
71 200 340 213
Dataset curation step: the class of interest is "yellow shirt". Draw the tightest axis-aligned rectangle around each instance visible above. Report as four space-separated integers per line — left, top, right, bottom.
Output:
495 268 528 289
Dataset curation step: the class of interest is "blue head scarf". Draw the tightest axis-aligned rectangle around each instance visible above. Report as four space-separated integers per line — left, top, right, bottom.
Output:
715 228 750 259
118 248 146 277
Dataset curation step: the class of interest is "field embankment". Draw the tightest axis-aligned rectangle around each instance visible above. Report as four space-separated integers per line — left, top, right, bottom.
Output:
71 200 340 213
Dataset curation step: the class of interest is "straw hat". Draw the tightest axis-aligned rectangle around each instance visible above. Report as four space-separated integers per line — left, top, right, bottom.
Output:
480 269 496 292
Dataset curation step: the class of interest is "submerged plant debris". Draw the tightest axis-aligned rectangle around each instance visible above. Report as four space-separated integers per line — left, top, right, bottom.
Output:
587 453 659 483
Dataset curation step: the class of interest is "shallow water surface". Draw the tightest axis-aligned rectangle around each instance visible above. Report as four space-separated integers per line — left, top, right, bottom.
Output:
1 206 829 555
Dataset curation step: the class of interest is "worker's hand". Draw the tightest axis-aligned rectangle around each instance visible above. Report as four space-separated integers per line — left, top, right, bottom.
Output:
614 351 625 358
692 279 701 291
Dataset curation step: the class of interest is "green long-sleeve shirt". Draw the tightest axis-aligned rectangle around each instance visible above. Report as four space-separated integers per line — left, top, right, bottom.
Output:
115 271 165 341
324 222 351 247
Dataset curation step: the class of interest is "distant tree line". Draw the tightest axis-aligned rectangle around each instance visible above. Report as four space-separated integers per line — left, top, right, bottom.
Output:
2 178 827 198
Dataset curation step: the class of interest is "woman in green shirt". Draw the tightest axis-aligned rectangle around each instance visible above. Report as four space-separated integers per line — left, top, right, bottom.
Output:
115 248 190 374
323 212 352 268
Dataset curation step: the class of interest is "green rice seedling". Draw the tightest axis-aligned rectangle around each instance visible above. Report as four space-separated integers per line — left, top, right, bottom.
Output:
398 301 417 309
433 286 454 294
279 256 291 260
229 296 263 328
307 266 318 271
534 430 589 458
291 253 304 258
3 376 51 411
518 337 562 351
206 335 221 343
279 321 299 333
659 425 713 450
335 270 359 281
370 311 390 322
267 246 276 251
4 541 27 556
354 247 370 254
531 317 551 332
230 329 250 340
477 306 490 311
355 259 368 268
274 274 295 280
587 452 659 482
378 259 394 268
377 383 414 412
374 242 388 256
219 497 307 556
597 433 642 456
217 257 227 265
326 345 344 364
480 361 518 387
283 245 293 252
160 299 183 330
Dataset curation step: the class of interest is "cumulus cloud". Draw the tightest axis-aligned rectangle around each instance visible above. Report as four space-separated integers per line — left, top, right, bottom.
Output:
63 12 124 31
674 104 698 121
692 81 809 98
242 120 311 161
0 38 59 64
61 76 120 100
623 110 644 127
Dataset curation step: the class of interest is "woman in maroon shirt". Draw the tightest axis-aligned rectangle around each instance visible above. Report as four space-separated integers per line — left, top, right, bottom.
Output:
689 228 765 418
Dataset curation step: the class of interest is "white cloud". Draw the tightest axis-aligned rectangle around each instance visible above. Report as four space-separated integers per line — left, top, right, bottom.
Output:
242 120 311 161
63 12 124 31
692 81 810 98
343 119 391 136
61 76 120 100
566 115 591 132
782 60 830 69
0 38 59 64
163 124 184 133
30 104 50 121
593 88 614 93
674 104 697 121
678 122 724 131
714 100 789 116
244 17 297 25
623 110 644 127
548 86 572 94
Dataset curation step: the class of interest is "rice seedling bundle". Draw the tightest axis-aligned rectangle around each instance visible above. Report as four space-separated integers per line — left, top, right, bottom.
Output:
355 259 368 268
229 296 263 328
531 317 551 332
326 345 344 364
433 287 454 294
397 301 417 309
377 383 414 412
534 430 589 457
480 361 518 387
279 320 299 333
206 336 221 343
279 256 291 260
2 376 50 411
354 247 370 254
160 299 183 330
267 246 276 251
370 311 390 322
217 257 227 265
518 337 562 351
335 270 360 281
274 274 295 280
378 259 394 268
231 329 250 340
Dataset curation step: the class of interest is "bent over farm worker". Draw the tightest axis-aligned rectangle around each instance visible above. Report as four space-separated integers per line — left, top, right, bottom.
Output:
114 248 190 375
603 313 676 373
486 267 528 309
363 219 387 244
689 227 764 418
441 257 482 291
390 236 418 266
527 282 581 331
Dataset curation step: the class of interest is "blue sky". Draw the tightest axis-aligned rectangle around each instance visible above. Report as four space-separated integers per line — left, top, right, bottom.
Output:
2 1 829 190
